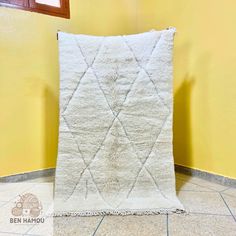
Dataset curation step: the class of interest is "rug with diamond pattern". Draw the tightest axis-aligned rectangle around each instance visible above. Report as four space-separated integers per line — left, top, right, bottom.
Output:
54 28 184 216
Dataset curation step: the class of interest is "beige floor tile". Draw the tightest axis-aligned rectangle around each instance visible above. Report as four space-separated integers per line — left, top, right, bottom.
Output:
221 194 236 216
169 214 236 236
0 202 8 207
26 183 53 203
222 188 236 197
178 191 230 215
176 178 213 192
176 174 228 192
95 215 167 236
0 183 53 235
0 233 24 236
0 183 34 201
0 200 34 234
26 216 53 236
53 216 103 236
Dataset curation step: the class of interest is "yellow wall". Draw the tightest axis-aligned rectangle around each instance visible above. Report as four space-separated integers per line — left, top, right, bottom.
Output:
0 0 236 178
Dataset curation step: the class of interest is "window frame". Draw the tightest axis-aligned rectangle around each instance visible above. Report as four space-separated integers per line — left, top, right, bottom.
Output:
0 0 70 19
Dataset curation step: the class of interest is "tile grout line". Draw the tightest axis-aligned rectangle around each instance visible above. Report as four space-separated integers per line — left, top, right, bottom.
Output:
24 233 42 236
92 216 105 236
219 192 236 222
176 176 229 192
0 231 24 235
0 183 52 236
190 212 232 216
0 183 37 208
176 176 217 192
23 216 50 236
22 211 52 236
220 193 236 199
219 186 232 193
166 214 169 236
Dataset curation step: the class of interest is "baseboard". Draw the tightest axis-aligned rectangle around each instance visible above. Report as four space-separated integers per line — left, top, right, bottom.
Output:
175 164 236 188
0 168 55 183
1 166 236 188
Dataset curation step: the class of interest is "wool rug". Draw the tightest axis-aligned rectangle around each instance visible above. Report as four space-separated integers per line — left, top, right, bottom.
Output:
54 28 184 216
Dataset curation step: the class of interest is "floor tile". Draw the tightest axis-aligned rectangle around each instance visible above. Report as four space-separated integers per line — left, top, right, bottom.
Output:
0 233 24 236
169 214 236 236
53 216 103 236
176 178 213 192
221 193 236 216
25 216 53 236
178 191 230 215
0 183 53 235
1 173 235 235
0 183 34 201
26 183 53 204
222 188 236 197
95 215 167 236
0 200 34 234
176 174 228 192
0 202 8 207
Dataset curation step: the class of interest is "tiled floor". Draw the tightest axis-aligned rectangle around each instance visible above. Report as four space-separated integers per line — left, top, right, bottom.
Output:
0 173 236 236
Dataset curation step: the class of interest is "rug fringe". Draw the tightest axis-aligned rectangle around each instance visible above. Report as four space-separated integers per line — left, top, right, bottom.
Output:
53 208 186 217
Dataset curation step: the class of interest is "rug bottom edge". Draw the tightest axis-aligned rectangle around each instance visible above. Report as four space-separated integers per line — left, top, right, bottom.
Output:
53 208 186 217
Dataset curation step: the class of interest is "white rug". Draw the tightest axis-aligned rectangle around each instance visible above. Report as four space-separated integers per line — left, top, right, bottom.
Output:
54 28 184 216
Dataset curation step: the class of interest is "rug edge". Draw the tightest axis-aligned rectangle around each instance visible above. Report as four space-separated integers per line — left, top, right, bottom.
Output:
53 208 186 217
